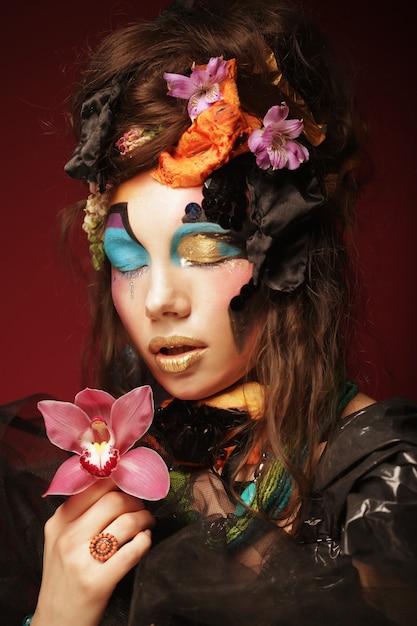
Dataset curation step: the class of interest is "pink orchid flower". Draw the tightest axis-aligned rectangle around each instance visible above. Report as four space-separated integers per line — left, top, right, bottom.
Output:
248 103 309 170
37 386 170 500
164 56 229 120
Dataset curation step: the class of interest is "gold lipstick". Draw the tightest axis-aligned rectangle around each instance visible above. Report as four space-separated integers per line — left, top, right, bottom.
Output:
149 336 207 374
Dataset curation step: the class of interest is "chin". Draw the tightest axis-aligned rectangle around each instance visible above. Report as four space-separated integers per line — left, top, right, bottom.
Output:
155 374 236 402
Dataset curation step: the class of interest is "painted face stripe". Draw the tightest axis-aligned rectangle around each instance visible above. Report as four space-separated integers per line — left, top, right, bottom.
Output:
104 204 149 272
107 202 140 243
106 211 124 228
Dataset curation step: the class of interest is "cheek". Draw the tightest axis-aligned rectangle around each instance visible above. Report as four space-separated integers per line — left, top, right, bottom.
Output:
111 269 127 310
110 269 139 327
214 260 253 303
208 260 255 351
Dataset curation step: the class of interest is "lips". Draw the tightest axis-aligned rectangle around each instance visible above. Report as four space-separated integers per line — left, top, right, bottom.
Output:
149 336 207 374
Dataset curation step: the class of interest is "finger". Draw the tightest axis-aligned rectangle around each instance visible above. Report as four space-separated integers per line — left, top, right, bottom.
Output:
105 507 155 543
55 478 118 523
56 484 146 531
98 528 153 579
88 508 154 567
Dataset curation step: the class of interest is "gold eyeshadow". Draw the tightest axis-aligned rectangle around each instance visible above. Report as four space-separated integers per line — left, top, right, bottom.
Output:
177 233 242 265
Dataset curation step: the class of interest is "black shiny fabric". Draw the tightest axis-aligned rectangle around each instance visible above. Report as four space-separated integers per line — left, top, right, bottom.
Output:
200 157 325 293
1 395 416 625
64 80 121 191
245 163 324 291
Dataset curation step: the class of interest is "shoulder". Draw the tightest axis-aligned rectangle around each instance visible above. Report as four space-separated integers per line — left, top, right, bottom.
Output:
340 391 376 418
315 393 417 490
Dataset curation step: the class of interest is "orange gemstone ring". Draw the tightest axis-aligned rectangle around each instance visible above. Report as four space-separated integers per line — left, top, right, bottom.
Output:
89 532 119 562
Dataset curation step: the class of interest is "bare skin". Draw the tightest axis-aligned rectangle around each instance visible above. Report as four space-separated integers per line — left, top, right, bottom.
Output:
31 479 154 626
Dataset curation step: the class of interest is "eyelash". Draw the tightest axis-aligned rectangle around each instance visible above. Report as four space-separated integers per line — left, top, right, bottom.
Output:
110 236 244 273
180 256 240 268
116 265 148 278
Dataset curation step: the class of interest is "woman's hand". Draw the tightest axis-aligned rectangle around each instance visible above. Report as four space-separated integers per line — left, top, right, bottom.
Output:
31 479 155 626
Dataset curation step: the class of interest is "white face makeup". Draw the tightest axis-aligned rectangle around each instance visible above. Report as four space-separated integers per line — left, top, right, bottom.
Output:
104 171 259 401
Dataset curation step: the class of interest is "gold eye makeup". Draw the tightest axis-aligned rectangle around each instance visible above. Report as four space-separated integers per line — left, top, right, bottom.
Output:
172 223 244 267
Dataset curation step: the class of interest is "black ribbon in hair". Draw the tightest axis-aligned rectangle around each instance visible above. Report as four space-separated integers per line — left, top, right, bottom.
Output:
64 78 122 192
202 159 325 293
245 163 325 292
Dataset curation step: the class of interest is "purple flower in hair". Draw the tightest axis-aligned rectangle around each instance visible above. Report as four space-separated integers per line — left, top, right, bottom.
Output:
248 103 309 171
164 57 229 120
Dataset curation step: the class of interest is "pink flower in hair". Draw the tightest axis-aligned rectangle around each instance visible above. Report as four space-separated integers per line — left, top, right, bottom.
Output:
38 386 170 500
248 103 309 170
164 56 229 120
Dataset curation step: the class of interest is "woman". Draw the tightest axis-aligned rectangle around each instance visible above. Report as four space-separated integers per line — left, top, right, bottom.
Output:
1 1 416 624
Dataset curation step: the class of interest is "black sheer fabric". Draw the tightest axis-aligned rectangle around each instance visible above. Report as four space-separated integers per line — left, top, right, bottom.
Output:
1 394 417 625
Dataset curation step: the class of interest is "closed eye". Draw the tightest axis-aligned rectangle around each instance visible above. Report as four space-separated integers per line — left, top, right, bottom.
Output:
103 227 150 272
176 233 245 267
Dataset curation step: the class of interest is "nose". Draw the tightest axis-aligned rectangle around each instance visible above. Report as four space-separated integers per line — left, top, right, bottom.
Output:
145 266 191 320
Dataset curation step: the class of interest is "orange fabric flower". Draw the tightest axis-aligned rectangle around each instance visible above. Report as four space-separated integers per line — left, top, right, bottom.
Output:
153 59 261 188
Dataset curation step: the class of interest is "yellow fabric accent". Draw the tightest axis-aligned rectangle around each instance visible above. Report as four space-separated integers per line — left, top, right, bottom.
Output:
196 381 264 421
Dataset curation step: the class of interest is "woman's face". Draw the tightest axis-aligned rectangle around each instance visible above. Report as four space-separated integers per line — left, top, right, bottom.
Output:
104 171 260 401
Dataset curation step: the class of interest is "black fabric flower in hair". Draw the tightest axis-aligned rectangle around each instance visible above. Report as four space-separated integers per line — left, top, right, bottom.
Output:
202 158 249 234
201 157 324 293
246 163 324 292
64 79 121 192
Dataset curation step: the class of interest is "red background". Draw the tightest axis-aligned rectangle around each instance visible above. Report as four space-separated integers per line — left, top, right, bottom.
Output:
1 0 416 404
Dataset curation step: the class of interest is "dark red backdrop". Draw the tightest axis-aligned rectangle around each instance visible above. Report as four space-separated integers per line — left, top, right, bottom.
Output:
1 0 416 404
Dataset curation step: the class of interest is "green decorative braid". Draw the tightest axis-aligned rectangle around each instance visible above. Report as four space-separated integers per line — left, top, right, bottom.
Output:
166 468 200 525
226 458 292 547
164 381 359 549
226 380 359 546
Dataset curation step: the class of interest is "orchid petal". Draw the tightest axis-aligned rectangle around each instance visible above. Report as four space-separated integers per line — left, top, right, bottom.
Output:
255 149 274 170
248 102 308 171
188 95 212 120
112 447 170 501
110 385 154 454
42 455 96 497
189 67 210 87
292 144 308 161
278 118 304 139
37 399 90 453
247 128 265 153
269 148 288 170
191 58 228 88
263 103 289 126
205 56 229 83
165 57 229 121
164 72 195 100
74 388 115 422
285 141 310 169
